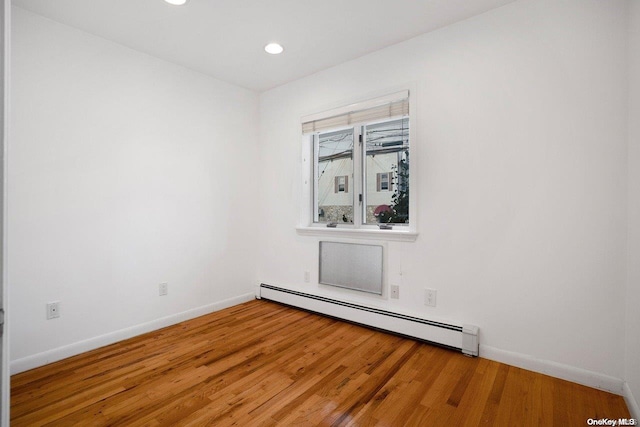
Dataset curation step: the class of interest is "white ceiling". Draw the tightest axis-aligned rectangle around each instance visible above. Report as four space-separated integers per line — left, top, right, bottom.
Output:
12 0 515 92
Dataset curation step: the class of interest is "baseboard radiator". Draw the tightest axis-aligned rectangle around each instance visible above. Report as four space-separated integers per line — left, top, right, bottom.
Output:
257 283 479 356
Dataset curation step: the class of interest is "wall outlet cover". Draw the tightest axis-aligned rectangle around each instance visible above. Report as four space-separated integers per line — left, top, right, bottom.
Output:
391 285 399 299
159 283 168 296
425 288 437 307
46 301 60 319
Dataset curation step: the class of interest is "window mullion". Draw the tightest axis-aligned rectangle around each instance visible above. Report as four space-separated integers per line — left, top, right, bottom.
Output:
362 125 369 225
312 134 320 223
353 127 363 227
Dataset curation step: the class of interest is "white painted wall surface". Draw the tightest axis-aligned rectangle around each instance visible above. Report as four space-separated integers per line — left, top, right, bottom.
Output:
9 8 258 365
1 1 9 423
257 0 629 381
8 0 637 405
625 0 640 417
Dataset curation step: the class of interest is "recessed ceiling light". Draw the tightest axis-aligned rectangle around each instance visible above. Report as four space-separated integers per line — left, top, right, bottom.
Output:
264 43 284 55
164 0 188 5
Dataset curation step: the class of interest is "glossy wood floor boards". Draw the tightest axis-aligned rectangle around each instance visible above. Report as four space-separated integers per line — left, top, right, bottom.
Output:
11 299 630 426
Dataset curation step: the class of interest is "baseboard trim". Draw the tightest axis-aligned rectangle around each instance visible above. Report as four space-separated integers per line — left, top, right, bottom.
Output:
480 345 624 395
623 382 640 420
10 293 255 375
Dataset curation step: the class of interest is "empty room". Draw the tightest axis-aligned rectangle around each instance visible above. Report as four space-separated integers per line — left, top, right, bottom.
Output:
1 0 639 425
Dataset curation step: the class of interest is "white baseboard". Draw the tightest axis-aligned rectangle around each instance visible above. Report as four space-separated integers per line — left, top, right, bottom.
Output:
10 293 255 375
480 345 624 395
623 382 640 420
259 283 466 351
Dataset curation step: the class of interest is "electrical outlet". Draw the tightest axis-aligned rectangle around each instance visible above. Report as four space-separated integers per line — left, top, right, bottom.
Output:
304 271 310 283
46 301 60 319
159 283 168 296
390 285 399 299
424 288 437 307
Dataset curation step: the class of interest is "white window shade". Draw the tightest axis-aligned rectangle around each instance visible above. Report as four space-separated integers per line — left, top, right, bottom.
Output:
302 91 409 134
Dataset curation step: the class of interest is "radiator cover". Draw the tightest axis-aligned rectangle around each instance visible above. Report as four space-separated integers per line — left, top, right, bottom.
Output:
257 283 479 356
319 241 383 295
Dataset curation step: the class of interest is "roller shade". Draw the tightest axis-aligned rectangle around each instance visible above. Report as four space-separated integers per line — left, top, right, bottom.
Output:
302 91 409 134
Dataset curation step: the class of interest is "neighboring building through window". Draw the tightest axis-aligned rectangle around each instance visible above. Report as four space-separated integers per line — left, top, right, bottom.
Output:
315 128 354 224
364 118 409 224
304 92 410 227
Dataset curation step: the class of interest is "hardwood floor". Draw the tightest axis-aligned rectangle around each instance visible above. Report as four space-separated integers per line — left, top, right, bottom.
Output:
11 300 630 426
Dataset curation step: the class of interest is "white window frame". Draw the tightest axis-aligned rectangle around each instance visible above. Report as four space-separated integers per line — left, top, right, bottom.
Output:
297 90 418 242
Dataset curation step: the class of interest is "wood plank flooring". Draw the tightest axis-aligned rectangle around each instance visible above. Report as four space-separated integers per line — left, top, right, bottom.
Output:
11 299 630 426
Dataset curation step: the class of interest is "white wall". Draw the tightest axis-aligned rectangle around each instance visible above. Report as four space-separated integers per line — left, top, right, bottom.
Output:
257 0 629 384
9 7 259 366
1 1 9 423
625 0 640 417
8 0 637 408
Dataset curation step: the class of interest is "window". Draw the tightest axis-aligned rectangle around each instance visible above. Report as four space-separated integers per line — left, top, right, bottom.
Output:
377 173 391 192
304 91 411 231
316 128 354 224
335 176 348 193
365 118 409 225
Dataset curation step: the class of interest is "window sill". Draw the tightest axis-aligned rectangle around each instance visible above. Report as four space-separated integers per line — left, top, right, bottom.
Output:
296 226 418 242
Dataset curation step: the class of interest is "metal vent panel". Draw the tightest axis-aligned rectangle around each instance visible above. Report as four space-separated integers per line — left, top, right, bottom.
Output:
319 241 383 295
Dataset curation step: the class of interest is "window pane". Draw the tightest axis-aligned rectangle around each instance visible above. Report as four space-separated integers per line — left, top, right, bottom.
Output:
364 118 409 224
315 128 354 224
379 173 389 191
